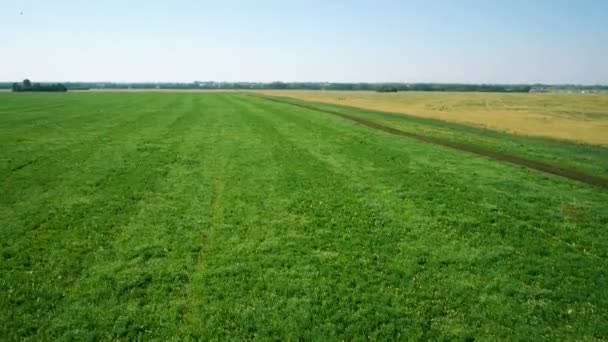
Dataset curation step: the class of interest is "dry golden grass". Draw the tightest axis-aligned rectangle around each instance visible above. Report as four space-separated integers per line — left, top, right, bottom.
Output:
256 90 608 145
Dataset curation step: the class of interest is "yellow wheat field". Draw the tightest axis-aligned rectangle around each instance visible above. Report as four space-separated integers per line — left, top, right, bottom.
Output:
256 90 608 145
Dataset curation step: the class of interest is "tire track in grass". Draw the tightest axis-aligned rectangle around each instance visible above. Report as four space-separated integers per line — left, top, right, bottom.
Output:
252 95 608 190
178 95 290 336
172 94 258 334
9 159 38 172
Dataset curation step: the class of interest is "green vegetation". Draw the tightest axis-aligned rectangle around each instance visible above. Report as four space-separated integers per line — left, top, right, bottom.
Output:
12 79 67 92
1 92 608 340
259 94 608 179
376 86 399 93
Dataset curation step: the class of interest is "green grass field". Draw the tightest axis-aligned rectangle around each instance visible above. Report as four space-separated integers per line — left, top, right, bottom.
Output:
2 92 608 340
256 93 608 180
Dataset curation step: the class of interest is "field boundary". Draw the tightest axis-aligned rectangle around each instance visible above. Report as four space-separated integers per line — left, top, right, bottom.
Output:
252 94 608 190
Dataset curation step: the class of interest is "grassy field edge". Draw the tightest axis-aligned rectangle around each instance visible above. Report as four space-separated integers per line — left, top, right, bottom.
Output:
250 93 608 185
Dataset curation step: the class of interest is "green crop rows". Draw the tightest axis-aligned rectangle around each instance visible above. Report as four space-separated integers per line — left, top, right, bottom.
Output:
1 92 607 340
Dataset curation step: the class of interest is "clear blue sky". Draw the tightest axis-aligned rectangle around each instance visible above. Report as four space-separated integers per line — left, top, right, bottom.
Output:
1 0 607 84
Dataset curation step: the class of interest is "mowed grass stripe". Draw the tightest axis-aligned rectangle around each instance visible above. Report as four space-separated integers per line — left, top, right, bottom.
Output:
0 93 151 136
40 95 220 337
0 94 186 200
253 94 608 189
2 93 608 340
0 94 180 177
1 94 207 336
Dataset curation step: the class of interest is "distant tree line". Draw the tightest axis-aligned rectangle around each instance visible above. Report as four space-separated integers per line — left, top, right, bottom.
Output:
1 81 607 93
12 79 67 92
376 86 398 93
56 82 537 92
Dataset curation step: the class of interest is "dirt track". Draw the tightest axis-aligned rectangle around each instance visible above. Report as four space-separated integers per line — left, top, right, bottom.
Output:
256 95 608 190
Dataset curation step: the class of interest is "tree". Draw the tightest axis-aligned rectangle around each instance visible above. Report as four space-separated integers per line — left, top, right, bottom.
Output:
376 86 398 93
11 79 67 92
54 83 67 92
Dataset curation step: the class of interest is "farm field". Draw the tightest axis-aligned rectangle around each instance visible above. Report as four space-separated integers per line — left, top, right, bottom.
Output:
256 90 608 146
2 92 608 340
255 92 608 180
